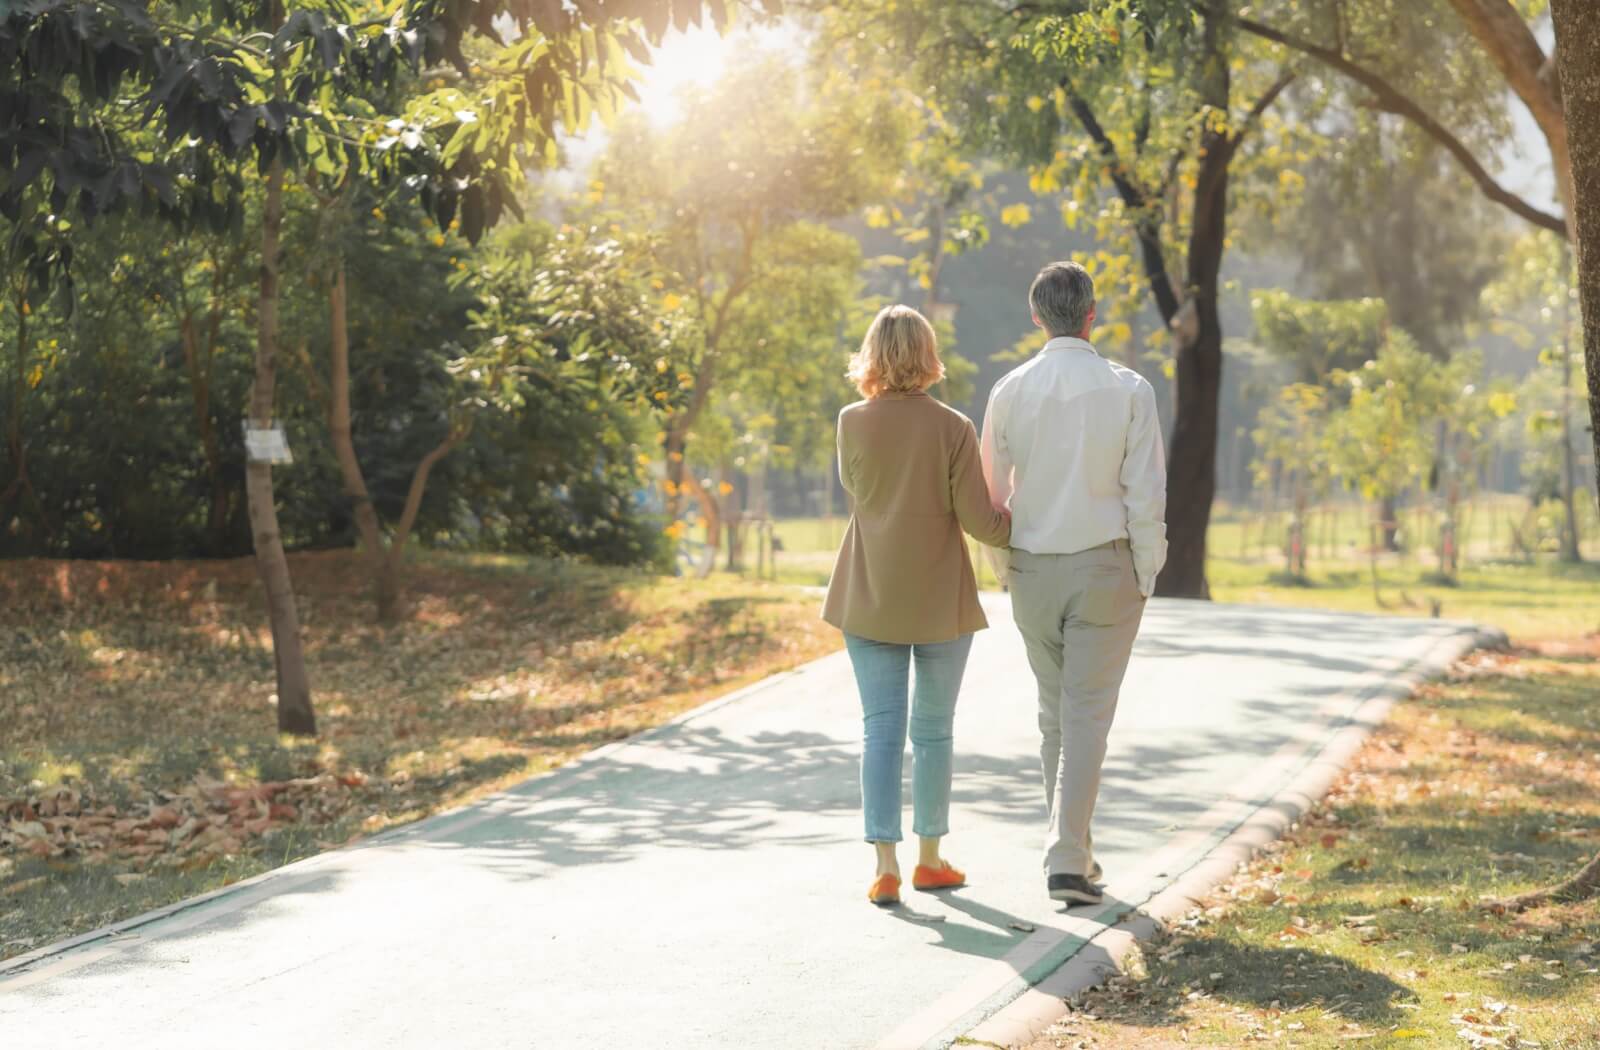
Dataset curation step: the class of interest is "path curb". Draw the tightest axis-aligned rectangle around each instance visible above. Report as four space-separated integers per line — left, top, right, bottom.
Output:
959 624 1507 1050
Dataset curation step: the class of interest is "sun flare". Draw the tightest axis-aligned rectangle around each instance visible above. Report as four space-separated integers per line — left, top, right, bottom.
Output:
636 24 736 126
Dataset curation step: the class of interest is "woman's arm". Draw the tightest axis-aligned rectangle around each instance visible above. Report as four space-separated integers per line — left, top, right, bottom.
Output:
951 419 1011 547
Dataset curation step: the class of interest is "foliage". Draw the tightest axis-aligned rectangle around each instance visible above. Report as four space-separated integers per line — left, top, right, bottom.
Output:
1326 332 1458 504
0 0 748 258
1478 231 1595 507
594 49 913 554
1251 291 1388 385
0 198 688 563
1259 121 1507 360
1251 383 1333 506
444 218 694 565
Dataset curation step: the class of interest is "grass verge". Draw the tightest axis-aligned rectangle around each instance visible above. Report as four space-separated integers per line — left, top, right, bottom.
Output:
769 514 1599 642
1023 643 1600 1050
0 551 838 960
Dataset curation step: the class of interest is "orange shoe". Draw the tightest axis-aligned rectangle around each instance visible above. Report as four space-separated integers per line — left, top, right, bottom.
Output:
913 861 967 891
868 873 901 906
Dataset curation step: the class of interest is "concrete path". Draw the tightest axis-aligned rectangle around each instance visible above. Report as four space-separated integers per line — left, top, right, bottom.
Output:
0 599 1483 1050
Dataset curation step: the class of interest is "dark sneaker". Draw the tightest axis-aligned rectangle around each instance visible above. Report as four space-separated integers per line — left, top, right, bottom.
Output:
1089 861 1104 884
1048 873 1103 905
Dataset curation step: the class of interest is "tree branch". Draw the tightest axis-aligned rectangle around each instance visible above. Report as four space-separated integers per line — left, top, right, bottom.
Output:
1064 86 1154 210
1062 83 1183 323
1226 69 1296 159
1237 16 1568 237
1447 0 1561 112
389 421 470 566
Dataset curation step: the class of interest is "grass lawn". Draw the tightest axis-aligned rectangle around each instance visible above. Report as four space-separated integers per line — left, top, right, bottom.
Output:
771 506 1599 642
1207 557 1600 643
1019 644 1600 1050
0 551 839 960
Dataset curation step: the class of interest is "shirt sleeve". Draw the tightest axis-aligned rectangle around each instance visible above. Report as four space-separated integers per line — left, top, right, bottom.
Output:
953 418 1011 548
1122 380 1168 597
980 382 1013 512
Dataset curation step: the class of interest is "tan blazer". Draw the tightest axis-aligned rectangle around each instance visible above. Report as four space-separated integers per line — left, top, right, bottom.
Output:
822 391 1011 644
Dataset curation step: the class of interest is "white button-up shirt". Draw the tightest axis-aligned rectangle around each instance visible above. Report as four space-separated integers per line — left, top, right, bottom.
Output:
980 336 1168 596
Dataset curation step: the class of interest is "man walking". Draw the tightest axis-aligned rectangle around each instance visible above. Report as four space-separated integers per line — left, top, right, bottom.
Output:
980 261 1167 905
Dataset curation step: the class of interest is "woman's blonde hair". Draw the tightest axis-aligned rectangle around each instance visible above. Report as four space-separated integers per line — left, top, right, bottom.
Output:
848 305 945 398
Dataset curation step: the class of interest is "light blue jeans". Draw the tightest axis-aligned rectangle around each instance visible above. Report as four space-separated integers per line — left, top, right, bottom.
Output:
844 632 975 843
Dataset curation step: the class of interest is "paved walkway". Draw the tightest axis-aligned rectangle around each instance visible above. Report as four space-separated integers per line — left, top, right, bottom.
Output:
0 599 1482 1050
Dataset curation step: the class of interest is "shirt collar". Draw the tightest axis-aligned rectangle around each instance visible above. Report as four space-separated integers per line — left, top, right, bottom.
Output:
1042 336 1099 356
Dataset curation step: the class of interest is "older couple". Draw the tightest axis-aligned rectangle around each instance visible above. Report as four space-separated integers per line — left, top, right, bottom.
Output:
822 261 1168 907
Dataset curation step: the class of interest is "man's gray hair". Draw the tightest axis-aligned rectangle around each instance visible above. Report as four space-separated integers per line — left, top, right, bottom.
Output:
1029 261 1096 338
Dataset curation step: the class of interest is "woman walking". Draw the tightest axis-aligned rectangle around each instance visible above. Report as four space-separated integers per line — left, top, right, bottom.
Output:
822 304 1011 906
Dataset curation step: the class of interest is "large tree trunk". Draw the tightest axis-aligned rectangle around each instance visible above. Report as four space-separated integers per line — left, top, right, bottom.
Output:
1552 0 1600 511
1500 0 1600 911
1155 7 1230 600
247 159 315 737
1558 242 1584 562
1159 303 1223 599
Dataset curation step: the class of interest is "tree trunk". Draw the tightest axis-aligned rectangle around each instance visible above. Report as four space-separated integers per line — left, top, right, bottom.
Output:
1160 314 1222 598
179 310 230 554
1559 245 1583 563
681 468 721 577
1379 494 1401 551
247 159 315 737
1496 0 1600 912
660 356 721 560
1485 3 1600 902
2 280 50 542
384 426 466 619
1156 11 1230 600
721 467 744 572
1 283 28 521
325 258 395 620
1552 0 1600 511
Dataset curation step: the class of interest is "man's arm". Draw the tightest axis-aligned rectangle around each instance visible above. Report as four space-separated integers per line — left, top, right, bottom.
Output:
979 382 1013 511
978 383 1014 580
1122 380 1168 597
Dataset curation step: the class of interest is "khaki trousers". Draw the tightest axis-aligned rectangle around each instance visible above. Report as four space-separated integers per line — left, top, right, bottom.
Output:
1008 540 1145 877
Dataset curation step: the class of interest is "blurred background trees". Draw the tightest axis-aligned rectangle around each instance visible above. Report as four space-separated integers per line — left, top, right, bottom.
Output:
1 0 1596 690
